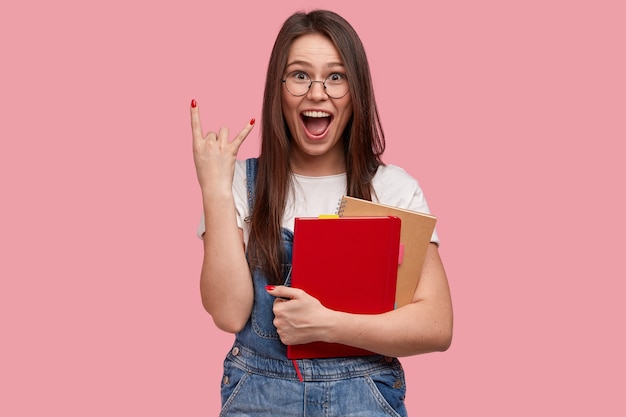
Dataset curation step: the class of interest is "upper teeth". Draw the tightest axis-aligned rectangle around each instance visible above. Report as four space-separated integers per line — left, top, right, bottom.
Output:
302 111 330 118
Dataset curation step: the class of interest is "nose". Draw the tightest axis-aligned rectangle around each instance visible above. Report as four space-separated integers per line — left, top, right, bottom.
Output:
307 80 328 100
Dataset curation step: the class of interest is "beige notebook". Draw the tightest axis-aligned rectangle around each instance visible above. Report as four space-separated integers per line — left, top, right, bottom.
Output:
337 196 436 307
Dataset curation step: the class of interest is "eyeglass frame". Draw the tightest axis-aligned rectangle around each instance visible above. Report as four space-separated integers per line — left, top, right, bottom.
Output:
281 71 350 99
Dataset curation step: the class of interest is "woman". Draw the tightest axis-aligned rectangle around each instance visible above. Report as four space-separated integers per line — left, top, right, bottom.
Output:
191 10 452 416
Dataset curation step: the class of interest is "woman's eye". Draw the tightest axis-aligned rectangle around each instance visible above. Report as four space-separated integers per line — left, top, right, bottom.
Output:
328 73 345 82
291 71 309 80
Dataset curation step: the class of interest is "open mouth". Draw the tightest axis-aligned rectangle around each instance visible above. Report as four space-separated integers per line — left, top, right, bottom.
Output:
301 110 332 138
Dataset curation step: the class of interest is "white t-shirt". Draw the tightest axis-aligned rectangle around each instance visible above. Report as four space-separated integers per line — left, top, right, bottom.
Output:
197 160 439 246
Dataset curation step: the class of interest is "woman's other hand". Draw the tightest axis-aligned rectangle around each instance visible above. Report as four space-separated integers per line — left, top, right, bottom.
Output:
190 99 255 195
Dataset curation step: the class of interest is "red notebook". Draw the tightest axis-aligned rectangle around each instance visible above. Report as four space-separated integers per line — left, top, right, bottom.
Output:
287 216 401 359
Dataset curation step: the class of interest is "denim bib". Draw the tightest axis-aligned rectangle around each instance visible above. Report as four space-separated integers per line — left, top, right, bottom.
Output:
231 158 294 357
219 158 407 417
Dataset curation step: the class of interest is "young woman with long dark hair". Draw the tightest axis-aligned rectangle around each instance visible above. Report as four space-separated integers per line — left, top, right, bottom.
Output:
191 10 453 416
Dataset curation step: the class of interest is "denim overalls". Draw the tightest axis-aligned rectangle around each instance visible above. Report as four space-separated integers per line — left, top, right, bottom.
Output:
218 158 408 417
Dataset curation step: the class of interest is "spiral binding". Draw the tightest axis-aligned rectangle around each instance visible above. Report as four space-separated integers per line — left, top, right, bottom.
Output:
335 196 347 215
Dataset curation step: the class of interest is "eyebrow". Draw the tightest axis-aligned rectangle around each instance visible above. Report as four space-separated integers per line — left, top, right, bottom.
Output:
285 60 345 70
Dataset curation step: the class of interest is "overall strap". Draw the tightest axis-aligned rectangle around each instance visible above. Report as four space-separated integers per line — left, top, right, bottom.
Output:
246 157 259 212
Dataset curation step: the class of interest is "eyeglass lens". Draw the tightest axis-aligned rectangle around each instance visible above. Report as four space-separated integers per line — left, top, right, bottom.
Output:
283 72 348 98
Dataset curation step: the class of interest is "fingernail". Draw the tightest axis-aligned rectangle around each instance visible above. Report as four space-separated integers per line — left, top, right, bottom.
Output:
265 285 275 291
250 118 255 125
191 99 197 108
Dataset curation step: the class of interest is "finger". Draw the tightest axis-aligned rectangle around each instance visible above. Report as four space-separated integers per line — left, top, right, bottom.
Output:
217 126 230 143
232 118 256 146
206 131 218 141
266 285 300 300
273 298 288 307
190 99 204 140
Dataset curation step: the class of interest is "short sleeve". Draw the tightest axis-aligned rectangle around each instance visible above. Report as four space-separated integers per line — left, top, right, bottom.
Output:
371 164 440 245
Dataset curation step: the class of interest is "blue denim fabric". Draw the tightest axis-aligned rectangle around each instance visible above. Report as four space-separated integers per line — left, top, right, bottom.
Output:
220 344 407 416
218 158 407 416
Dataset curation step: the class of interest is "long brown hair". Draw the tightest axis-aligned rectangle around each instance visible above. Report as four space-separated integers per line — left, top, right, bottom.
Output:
248 10 386 284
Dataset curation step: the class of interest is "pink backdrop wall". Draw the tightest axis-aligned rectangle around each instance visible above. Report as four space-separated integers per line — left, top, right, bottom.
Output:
1 0 624 415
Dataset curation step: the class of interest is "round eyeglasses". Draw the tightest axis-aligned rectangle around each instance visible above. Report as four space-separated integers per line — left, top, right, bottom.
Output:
282 71 349 99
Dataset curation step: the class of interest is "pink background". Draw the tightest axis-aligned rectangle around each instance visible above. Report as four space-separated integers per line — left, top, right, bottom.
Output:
1 0 624 415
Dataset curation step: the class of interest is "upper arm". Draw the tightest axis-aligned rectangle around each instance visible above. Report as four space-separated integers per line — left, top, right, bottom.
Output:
412 243 453 318
200 226 253 333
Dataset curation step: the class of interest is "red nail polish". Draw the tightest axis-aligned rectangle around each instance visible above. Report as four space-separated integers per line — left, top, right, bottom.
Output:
250 118 256 125
191 99 197 108
265 285 275 291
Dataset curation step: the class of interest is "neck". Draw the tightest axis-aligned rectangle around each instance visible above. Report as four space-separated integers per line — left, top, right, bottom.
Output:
290 152 346 176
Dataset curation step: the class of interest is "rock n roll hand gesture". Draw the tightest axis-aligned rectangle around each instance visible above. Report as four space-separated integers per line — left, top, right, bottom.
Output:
190 99 255 195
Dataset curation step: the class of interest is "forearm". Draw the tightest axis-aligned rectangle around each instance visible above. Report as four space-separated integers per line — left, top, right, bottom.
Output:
323 244 453 357
325 301 453 357
268 242 453 356
200 189 253 333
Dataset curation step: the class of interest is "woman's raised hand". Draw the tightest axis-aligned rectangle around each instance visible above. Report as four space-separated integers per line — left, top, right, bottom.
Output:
190 99 255 194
